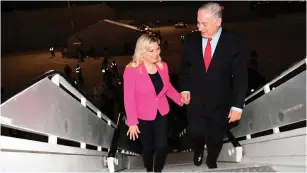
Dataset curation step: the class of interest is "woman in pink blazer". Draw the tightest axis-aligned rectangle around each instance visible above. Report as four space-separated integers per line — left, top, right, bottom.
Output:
123 34 184 172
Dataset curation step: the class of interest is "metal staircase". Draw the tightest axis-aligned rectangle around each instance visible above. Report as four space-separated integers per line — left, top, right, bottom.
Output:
114 58 307 172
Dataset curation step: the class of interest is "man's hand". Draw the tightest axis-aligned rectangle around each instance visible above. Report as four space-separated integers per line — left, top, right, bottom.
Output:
127 125 141 141
228 109 242 123
181 92 191 105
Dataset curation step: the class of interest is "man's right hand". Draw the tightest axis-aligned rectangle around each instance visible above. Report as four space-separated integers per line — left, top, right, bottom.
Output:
127 125 141 141
181 92 191 105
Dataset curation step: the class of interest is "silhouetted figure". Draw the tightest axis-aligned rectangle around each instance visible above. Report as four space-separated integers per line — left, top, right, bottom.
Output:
101 57 109 76
248 51 266 93
50 47 55 57
75 64 84 91
64 64 73 84
111 60 119 79
77 48 84 62
101 57 109 73
105 71 113 90
101 57 113 89
180 36 185 44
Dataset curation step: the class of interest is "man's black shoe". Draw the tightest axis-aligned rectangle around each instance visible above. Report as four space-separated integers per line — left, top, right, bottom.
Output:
146 168 153 172
206 161 217 169
193 151 203 166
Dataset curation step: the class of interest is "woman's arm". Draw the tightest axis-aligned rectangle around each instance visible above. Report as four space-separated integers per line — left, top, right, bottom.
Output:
123 67 139 126
163 63 184 106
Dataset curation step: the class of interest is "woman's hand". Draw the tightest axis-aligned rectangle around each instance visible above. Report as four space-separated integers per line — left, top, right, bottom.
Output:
126 125 141 141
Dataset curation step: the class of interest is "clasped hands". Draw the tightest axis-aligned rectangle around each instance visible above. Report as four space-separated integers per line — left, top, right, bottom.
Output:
180 92 191 105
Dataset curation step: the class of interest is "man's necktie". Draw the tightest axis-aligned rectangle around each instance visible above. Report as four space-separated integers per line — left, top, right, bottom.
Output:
204 38 212 72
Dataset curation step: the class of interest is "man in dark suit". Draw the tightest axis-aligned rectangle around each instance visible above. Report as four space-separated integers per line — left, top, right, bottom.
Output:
179 2 249 169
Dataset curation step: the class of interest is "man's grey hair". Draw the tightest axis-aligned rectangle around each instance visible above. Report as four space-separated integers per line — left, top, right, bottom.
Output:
199 2 223 19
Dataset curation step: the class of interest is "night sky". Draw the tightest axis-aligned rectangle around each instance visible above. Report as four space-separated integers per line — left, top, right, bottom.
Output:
1 1 200 12
2 1 305 13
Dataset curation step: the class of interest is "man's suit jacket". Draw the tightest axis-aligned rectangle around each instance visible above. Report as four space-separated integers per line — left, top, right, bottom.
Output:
179 29 249 128
124 62 183 127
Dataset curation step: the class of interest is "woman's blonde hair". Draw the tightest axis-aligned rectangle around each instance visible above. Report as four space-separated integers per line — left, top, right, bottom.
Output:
127 34 163 70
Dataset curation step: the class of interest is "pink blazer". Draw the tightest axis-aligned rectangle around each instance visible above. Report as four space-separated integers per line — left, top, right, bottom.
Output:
123 62 183 126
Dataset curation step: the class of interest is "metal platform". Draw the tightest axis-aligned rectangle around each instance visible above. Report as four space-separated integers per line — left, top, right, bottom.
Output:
124 158 306 172
124 163 276 172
